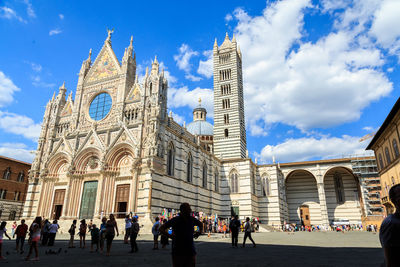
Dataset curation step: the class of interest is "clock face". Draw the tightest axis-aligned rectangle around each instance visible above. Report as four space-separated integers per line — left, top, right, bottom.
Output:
89 92 112 121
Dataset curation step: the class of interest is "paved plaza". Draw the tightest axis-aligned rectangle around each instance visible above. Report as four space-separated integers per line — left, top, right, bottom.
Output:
0 231 383 266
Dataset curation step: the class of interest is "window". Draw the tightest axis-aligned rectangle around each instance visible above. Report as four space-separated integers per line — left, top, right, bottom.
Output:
262 174 270 196
17 172 24 182
251 174 256 194
333 172 345 204
149 82 152 95
0 189 7 199
3 167 11 180
186 154 193 183
224 129 229 138
378 154 384 170
385 147 392 165
89 92 112 121
8 210 16 221
230 172 239 193
393 139 400 158
214 169 219 192
224 114 229 124
167 143 175 176
202 162 208 188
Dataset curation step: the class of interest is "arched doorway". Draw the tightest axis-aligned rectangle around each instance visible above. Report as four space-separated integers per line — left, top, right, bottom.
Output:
286 170 321 225
323 167 362 224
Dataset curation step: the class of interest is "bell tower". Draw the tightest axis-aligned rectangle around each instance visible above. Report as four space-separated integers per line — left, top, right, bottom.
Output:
213 33 247 159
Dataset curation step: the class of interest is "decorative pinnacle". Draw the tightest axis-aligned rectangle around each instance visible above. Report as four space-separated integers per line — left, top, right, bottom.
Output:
60 81 66 90
225 32 229 40
154 55 158 64
214 38 218 47
198 97 202 106
88 48 92 61
232 34 236 42
130 36 133 46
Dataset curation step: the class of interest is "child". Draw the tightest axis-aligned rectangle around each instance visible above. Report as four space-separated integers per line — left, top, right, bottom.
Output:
89 224 99 252
0 221 12 260
68 220 77 248
25 217 42 261
223 223 227 238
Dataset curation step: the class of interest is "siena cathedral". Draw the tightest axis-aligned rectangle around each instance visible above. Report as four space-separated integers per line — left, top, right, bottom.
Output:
23 32 367 229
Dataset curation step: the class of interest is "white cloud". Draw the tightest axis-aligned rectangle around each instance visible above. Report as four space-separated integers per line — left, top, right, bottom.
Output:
31 75 55 88
0 143 35 163
229 0 392 135
23 0 36 18
170 112 185 125
370 0 400 59
0 6 26 23
256 135 372 163
225 13 233 22
0 111 41 141
197 50 213 78
362 126 374 131
25 61 42 72
173 44 202 81
0 71 20 107
168 86 214 117
49 28 62 36
59 14 64 20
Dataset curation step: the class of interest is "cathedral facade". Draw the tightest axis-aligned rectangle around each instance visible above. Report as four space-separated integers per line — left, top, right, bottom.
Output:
23 32 366 228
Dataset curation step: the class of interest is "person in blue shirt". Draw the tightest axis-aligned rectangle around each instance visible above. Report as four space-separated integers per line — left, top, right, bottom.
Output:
159 203 203 267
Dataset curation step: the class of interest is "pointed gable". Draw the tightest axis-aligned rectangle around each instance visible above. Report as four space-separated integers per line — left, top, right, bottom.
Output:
86 42 121 83
60 96 73 117
126 83 141 102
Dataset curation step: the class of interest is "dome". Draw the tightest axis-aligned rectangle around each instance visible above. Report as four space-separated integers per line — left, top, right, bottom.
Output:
186 120 214 136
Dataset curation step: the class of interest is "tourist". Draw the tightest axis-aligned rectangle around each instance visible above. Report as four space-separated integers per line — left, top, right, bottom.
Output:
223 223 227 238
0 221 12 260
68 219 77 248
124 214 131 244
380 184 400 267
161 218 169 248
207 220 212 237
105 214 119 256
11 221 17 237
14 219 28 253
229 215 240 248
79 219 88 249
152 217 161 250
130 217 140 253
26 216 42 261
88 219 93 231
89 224 100 252
48 220 59 246
242 217 256 248
99 217 107 253
159 203 203 267
41 219 50 245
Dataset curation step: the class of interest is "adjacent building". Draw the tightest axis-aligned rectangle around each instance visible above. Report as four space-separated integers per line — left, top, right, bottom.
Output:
0 155 31 220
367 97 400 215
22 32 367 229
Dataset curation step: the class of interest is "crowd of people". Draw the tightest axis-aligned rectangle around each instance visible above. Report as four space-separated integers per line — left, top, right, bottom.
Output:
281 222 378 233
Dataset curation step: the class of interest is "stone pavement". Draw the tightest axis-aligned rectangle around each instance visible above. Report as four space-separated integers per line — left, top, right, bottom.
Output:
0 231 383 267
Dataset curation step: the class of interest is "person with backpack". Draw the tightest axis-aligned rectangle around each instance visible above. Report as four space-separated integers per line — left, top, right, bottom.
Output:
242 217 256 248
47 220 59 246
89 224 100 252
129 217 140 253
68 220 77 248
152 217 161 250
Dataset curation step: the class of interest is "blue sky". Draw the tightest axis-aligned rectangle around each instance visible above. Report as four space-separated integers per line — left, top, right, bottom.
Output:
0 0 400 163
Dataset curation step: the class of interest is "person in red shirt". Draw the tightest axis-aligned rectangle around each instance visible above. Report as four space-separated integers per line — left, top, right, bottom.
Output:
14 219 28 254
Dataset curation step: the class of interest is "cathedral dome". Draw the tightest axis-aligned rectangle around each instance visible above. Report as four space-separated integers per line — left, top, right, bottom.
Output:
186 120 213 136
186 98 213 136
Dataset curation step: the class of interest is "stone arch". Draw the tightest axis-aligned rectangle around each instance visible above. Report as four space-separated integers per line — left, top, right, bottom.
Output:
74 147 102 173
47 152 70 177
105 143 136 176
285 169 321 225
166 141 175 176
323 166 362 224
